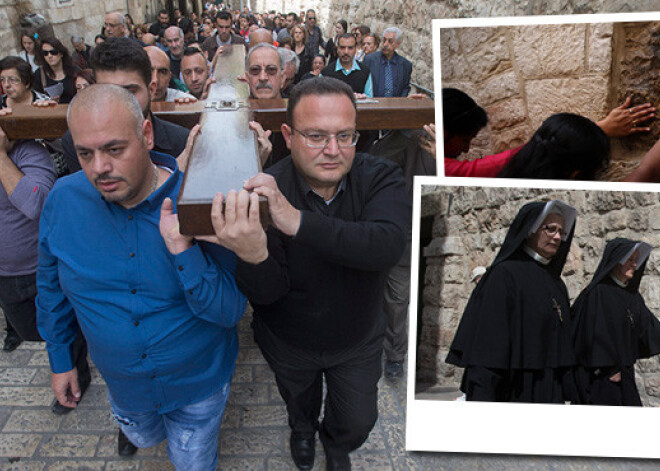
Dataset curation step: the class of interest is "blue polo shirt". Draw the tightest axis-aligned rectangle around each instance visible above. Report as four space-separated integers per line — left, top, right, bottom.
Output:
36 152 246 413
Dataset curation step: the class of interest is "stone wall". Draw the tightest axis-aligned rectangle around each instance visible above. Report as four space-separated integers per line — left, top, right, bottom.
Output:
440 23 615 162
0 0 164 58
417 185 660 406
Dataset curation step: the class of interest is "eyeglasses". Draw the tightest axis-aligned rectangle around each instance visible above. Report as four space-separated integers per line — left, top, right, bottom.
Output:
541 224 566 237
42 49 60 56
248 65 280 76
0 76 22 85
292 129 360 148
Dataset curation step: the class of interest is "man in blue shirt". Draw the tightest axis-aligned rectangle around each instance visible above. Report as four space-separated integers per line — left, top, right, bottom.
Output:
320 34 373 98
36 84 246 470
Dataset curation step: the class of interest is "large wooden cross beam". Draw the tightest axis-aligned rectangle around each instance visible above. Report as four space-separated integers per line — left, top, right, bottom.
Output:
0 97 434 140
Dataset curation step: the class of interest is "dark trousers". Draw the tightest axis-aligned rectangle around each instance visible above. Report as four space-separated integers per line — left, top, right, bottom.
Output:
252 316 383 458
383 243 411 362
0 273 89 374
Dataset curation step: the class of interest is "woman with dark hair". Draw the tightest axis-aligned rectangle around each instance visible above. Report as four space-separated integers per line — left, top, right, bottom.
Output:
0 56 49 108
443 87 654 178
73 68 95 93
94 34 106 46
124 14 136 37
19 30 39 72
325 20 348 62
498 113 610 180
300 54 326 81
572 239 660 406
34 37 79 104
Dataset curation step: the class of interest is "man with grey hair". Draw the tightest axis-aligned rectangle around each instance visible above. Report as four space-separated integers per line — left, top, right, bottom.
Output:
163 26 185 78
245 43 284 100
278 47 299 97
70 35 91 69
362 26 412 97
37 83 246 469
103 11 127 39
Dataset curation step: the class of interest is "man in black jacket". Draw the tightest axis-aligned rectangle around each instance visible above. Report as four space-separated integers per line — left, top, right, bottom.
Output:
61 38 189 174
205 77 410 471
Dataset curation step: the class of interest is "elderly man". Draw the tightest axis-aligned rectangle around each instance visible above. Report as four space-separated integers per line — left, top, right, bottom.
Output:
278 47 299 97
209 77 409 470
37 84 246 469
245 43 283 100
61 38 190 175
164 27 185 78
104 11 127 38
361 33 380 57
362 27 412 97
446 200 578 403
181 47 210 99
202 10 245 62
145 46 195 102
70 35 92 69
320 33 373 97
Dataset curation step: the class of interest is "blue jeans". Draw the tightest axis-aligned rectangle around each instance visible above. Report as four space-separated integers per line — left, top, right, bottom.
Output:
109 382 230 471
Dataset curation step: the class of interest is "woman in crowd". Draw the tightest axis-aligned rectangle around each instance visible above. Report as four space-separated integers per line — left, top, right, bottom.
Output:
19 30 39 72
134 24 148 42
34 37 79 104
94 34 106 47
572 239 660 406
0 56 49 109
442 87 654 179
300 55 326 81
73 68 95 93
124 14 136 37
291 24 312 83
497 113 610 180
353 25 371 62
325 20 348 63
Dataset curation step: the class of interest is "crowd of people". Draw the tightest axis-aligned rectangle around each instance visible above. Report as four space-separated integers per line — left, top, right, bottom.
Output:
0 6 435 471
446 200 660 407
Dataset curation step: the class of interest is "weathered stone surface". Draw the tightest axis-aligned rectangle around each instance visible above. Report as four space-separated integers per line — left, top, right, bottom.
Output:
525 76 610 130
588 22 614 73
512 24 586 77
475 70 520 106
486 97 528 131
4 411 62 433
38 435 99 458
0 434 41 457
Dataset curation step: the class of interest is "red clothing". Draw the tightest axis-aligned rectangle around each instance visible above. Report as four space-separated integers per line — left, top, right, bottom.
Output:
444 146 523 177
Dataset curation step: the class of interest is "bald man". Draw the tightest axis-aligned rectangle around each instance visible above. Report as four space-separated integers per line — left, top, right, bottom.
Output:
37 84 246 470
248 28 274 47
145 46 195 102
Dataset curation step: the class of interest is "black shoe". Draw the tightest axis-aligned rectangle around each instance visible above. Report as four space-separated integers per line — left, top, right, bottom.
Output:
118 429 138 456
3 332 22 352
384 360 404 381
326 453 351 471
51 367 92 415
290 432 315 470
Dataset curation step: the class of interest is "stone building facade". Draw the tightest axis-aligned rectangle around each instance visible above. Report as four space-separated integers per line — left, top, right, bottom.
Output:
440 19 660 179
417 184 660 406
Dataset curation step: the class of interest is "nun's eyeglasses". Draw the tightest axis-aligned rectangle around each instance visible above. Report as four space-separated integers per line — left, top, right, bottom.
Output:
541 224 566 237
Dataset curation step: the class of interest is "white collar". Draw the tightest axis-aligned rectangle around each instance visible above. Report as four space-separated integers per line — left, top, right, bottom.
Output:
522 245 551 265
609 273 629 288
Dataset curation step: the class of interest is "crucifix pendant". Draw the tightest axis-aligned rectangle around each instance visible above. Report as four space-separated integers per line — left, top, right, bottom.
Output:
552 298 563 323
627 308 635 327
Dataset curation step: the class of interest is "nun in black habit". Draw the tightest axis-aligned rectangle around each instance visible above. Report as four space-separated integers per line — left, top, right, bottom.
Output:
572 238 660 406
446 200 578 403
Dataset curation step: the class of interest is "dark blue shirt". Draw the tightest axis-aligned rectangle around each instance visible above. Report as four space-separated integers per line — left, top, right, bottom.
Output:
36 152 246 413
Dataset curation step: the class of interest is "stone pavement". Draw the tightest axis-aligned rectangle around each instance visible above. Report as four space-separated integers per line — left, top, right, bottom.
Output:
2 305 660 470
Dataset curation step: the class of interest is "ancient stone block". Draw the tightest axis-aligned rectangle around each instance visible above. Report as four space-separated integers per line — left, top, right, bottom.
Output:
424 236 465 257
512 24 586 78
475 70 520 106
525 76 610 131
588 22 614 73
486 98 528 131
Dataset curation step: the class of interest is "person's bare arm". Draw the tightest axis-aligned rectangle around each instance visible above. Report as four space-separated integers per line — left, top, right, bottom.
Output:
622 136 660 182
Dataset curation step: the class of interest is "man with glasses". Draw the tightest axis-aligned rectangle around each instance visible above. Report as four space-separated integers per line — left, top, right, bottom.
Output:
207 77 409 470
245 43 283 99
303 9 325 56
446 200 579 404
104 12 127 39
202 10 245 63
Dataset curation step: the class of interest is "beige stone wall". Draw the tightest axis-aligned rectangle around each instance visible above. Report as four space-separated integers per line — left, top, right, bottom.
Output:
0 0 164 58
418 185 660 406
441 24 614 160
